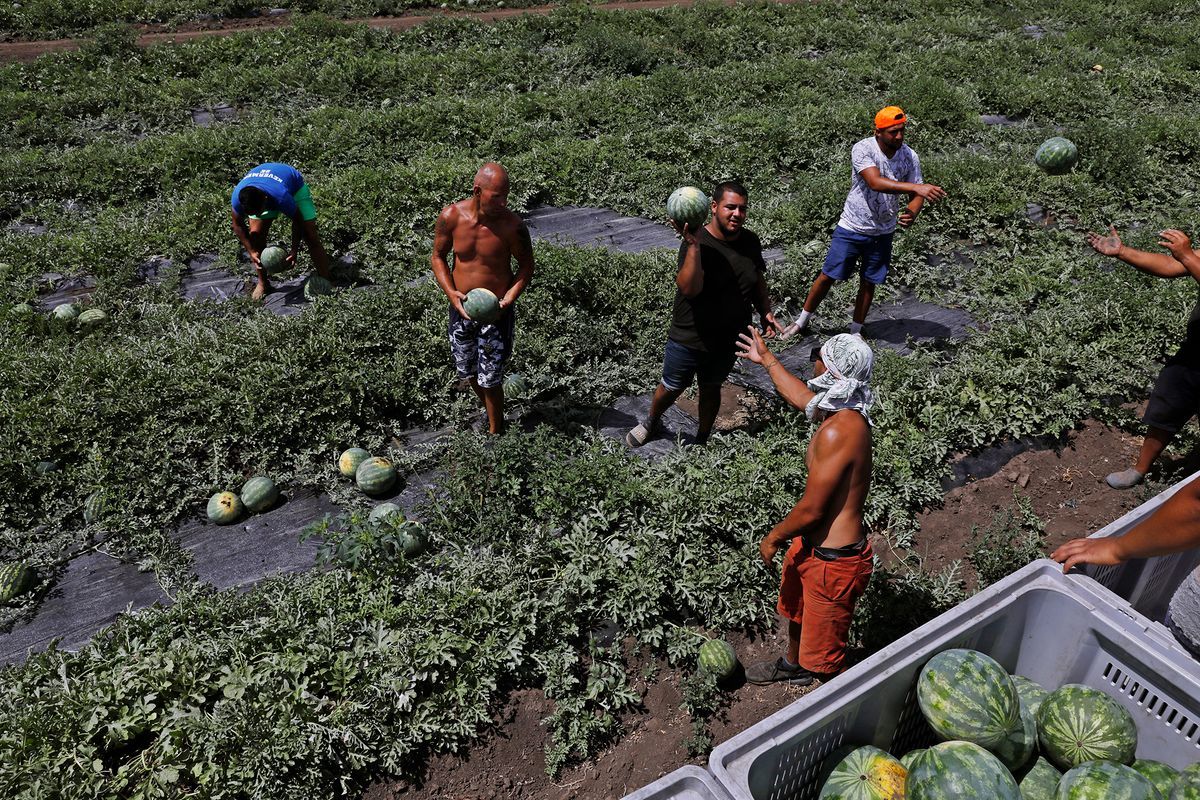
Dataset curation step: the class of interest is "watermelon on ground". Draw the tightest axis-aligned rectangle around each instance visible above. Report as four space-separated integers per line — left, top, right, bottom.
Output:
1037 684 1137 770
304 275 333 300
398 524 426 557
0 562 36 603
83 491 106 524
917 648 1020 751
904 740 1020 800
503 372 528 397
1057 760 1163 800
10 302 34 317
356 457 397 496
817 745 906 800
50 302 78 322
76 308 108 331
207 491 243 525
368 502 403 525
1172 764 1200 800
666 186 710 228
697 638 738 681
463 287 501 324
1132 761 1179 798
35 461 59 475
259 246 287 274
1017 756 1061 800
1034 136 1078 175
240 476 279 513
338 447 371 478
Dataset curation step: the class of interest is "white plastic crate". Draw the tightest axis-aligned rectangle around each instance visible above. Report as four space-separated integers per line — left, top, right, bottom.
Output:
708 560 1200 800
1084 468 1200 622
622 765 732 800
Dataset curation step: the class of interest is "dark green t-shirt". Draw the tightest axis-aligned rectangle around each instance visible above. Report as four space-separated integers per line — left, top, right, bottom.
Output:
668 227 767 353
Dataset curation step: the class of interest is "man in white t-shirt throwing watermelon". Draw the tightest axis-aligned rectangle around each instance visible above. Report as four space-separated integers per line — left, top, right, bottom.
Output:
787 106 947 337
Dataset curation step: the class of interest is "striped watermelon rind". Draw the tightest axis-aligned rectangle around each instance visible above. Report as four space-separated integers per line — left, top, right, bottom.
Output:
1017 756 1061 800
993 698 1036 771
917 648 1020 750
1011 674 1049 719
1034 136 1078 175
77 309 108 331
1057 760 1163 800
50 302 78 321
207 491 243 525
398 524 427 558
666 186 710 228
240 476 279 514
817 744 906 800
0 562 36 603
900 749 927 771
1037 684 1137 770
1132 760 1178 798
463 288 501 324
368 502 404 525
697 638 738 680
503 372 529 397
1172 763 1200 800
304 275 333 300
356 457 397 496
338 447 371 478
905 740 1020 799
259 246 287 274
83 491 106 524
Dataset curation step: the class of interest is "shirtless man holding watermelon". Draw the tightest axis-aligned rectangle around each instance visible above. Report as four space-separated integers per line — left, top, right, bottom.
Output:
431 162 536 435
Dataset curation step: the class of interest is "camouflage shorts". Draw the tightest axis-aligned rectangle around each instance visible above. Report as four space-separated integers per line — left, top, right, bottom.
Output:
448 304 515 389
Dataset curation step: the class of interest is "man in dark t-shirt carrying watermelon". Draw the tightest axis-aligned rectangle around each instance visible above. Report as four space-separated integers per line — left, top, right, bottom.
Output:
626 181 783 448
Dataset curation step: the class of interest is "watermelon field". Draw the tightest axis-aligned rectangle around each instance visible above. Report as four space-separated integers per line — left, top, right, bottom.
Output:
2 0 1200 796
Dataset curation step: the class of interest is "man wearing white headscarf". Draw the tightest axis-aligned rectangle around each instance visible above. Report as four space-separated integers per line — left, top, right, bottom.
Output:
735 328 876 686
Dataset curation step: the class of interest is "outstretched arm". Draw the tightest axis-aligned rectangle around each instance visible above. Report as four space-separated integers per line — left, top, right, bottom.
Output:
431 205 467 316
1052 475 1200 572
736 326 816 411
1087 225 1189 279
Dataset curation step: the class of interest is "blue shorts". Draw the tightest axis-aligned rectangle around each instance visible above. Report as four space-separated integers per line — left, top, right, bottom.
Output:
449 305 515 389
661 337 736 391
822 226 894 285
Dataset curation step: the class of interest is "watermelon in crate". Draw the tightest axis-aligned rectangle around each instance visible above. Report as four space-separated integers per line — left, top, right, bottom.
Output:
666 186 710 228
1017 756 1062 800
904 740 1019 799
1131 760 1178 798
1037 683 1137 770
817 745 905 799
1057 761 1161 800
916 648 1020 751
463 288 501 324
1173 764 1200 799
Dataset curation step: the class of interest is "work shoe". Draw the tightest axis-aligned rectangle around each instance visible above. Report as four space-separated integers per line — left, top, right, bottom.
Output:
625 418 660 448
744 657 815 686
1106 468 1145 490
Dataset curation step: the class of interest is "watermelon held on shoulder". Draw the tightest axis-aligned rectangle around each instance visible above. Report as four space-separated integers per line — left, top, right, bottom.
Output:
259 246 287 275
904 740 1020 800
1057 760 1162 800
1037 683 1137 770
697 638 738 680
240 476 279 513
304 274 333 300
0 562 37 603
356 457 397 496
463 288 501 324
207 491 243 525
666 186 710 228
916 648 1020 751
1034 136 1079 175
817 744 906 800
338 447 371 478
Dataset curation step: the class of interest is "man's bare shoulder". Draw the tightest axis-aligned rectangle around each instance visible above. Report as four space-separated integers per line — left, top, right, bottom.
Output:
812 411 872 453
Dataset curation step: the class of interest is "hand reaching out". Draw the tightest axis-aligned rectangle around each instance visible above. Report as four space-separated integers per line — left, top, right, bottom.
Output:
1086 224 1123 256
1160 229 1195 261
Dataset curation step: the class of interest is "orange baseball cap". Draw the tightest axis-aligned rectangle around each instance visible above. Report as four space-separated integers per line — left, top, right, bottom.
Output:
874 106 907 129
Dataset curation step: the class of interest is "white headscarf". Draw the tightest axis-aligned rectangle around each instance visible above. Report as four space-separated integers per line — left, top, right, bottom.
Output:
805 334 876 425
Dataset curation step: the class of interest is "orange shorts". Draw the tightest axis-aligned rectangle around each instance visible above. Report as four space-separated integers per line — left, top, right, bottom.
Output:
776 538 874 674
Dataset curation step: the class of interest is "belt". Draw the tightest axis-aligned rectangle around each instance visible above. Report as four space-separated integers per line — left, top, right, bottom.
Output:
809 537 868 561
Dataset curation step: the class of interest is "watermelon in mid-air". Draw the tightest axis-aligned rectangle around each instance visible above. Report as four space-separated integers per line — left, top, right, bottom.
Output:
1034 136 1079 175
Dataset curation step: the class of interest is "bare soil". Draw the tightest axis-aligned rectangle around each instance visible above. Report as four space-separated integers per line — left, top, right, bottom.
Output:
370 410 1185 800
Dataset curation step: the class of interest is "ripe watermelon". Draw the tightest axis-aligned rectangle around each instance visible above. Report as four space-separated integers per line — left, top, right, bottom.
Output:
993 697 1037 771
10 302 34 317
1011 674 1049 719
1034 137 1078 175
503 372 528 397
917 649 1020 751
1017 756 1061 800
338 447 371 478
1057 761 1162 800
1037 684 1137 770
83 491 106 524
76 308 108 331
1172 764 1200 800
50 302 78 322
900 749 927 771
207 491 243 525
368 502 404 525
463 288 501 324
398 523 427 557
35 461 59 475
1132 760 1178 798
817 745 906 800
304 275 333 300
259 246 287 274
240 476 279 513
697 638 738 680
904 740 1020 800
356 457 397 496
666 186 710 228
0 562 36 603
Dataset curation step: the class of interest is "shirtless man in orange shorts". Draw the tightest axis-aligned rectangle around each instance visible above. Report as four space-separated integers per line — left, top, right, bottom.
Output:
736 328 876 685
431 163 536 434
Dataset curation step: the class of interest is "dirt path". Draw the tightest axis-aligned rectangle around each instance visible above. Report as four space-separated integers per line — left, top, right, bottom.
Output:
0 0 810 62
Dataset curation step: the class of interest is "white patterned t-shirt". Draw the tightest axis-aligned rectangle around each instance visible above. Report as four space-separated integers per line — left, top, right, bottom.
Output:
836 138 923 236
